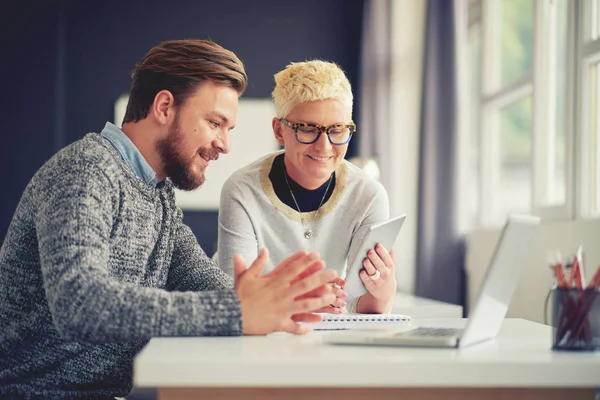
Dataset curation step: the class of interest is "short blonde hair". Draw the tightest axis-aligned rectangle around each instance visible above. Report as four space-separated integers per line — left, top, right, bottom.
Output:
272 60 353 119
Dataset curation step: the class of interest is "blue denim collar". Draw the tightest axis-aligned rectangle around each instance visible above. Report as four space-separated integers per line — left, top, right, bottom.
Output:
100 122 158 187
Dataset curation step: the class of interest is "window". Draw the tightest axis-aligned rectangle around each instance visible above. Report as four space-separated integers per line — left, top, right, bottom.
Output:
464 4 482 230
543 0 569 207
458 0 576 228
481 0 537 225
581 59 600 215
497 95 533 219
589 0 600 40
594 63 600 212
496 0 533 88
579 0 600 217
589 62 599 212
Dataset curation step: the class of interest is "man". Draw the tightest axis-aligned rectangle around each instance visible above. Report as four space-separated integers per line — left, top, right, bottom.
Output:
0 39 336 399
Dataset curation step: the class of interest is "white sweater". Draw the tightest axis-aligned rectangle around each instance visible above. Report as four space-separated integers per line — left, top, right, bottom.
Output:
217 152 390 312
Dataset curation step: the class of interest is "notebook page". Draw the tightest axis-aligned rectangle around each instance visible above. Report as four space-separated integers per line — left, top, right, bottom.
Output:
313 313 411 330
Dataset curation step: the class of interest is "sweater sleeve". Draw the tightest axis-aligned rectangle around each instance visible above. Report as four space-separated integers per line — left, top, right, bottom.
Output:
345 183 391 313
166 207 234 291
35 161 241 343
217 177 260 278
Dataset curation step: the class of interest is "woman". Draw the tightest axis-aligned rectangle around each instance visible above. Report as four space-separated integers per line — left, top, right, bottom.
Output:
218 60 395 313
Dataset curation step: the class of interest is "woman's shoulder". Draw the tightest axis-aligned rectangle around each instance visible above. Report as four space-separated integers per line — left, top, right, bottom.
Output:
222 152 281 193
341 159 387 196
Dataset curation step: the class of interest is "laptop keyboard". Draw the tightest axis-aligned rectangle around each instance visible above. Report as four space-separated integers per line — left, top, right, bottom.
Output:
396 327 462 338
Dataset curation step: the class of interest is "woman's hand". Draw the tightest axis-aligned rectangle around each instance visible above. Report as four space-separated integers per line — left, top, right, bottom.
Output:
357 244 396 313
310 278 347 314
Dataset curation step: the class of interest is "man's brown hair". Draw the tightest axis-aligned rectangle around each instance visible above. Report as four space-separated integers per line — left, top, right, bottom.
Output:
123 39 248 124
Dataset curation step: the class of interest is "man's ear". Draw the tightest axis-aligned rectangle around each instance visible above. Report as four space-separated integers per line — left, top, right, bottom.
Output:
151 90 176 126
272 117 285 146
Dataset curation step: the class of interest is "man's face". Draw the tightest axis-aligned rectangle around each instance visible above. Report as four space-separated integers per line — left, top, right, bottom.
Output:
157 80 238 191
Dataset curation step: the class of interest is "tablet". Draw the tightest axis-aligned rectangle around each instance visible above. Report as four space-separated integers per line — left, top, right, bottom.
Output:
343 214 407 297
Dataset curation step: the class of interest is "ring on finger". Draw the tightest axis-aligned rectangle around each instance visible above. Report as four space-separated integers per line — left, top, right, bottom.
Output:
368 269 381 281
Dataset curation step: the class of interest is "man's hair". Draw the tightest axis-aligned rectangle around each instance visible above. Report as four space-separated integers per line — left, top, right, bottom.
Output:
123 39 248 124
272 60 353 118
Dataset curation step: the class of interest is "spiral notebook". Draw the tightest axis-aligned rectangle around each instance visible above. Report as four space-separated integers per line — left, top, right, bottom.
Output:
313 313 411 330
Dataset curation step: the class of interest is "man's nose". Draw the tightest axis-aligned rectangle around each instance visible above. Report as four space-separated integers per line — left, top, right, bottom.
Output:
214 131 230 154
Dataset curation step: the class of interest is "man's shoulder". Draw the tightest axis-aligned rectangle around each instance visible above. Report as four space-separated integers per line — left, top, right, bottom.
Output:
57 133 115 164
46 133 121 177
32 133 123 193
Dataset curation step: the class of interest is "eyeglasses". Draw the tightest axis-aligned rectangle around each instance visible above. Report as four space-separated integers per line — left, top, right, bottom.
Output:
279 118 355 145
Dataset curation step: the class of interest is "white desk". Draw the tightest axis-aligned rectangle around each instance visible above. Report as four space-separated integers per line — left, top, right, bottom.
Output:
134 318 600 400
392 293 463 318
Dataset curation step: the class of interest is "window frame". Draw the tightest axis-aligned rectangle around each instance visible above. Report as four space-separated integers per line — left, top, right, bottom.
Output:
457 0 579 229
577 0 600 217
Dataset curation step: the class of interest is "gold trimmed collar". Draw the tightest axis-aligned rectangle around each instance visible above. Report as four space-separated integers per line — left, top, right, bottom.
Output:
259 152 347 222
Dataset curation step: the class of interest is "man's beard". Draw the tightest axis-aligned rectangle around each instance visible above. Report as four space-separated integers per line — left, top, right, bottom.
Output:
156 122 213 191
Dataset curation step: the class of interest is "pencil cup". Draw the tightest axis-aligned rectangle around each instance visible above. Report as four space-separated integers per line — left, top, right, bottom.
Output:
551 288 600 351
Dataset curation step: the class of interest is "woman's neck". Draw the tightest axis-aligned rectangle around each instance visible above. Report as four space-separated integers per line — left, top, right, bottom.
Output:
283 156 329 190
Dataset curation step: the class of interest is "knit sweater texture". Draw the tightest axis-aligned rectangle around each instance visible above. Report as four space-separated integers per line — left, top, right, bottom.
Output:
0 133 241 399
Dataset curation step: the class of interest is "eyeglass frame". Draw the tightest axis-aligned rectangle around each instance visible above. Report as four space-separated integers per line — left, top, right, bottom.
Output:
279 118 356 145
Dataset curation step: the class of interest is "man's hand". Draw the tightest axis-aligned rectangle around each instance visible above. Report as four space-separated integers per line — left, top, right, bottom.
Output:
234 249 337 335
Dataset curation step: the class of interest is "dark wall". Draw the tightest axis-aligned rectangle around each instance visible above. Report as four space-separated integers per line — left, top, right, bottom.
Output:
1 1 63 243
1 0 364 253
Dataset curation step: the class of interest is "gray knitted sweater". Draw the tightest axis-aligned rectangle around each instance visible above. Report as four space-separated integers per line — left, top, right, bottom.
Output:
0 133 241 399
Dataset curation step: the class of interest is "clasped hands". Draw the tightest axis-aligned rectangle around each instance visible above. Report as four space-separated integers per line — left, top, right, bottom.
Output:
233 249 347 335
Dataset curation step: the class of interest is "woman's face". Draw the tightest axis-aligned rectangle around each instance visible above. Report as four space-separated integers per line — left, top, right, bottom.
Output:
273 99 351 190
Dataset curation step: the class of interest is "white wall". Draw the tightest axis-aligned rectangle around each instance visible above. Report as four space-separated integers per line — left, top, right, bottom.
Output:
466 218 600 324
173 99 278 210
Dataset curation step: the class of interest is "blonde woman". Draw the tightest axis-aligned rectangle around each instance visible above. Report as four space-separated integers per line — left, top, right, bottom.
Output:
218 60 395 314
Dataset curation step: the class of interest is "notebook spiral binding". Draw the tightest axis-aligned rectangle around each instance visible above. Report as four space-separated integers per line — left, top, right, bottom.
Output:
322 314 411 323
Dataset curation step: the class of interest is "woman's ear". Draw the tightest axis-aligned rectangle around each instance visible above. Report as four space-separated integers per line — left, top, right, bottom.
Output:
272 118 285 146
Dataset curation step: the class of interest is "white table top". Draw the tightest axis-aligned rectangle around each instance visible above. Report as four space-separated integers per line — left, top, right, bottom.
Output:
134 318 600 388
392 293 463 318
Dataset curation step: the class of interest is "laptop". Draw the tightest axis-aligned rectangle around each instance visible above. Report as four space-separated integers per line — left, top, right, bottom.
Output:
326 214 540 348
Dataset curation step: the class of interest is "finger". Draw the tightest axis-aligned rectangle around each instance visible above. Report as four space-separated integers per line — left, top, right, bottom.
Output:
313 305 344 314
291 293 337 314
295 284 331 300
233 254 247 283
375 244 394 268
265 250 309 278
362 257 377 276
331 277 346 288
390 248 396 263
282 320 313 335
276 252 323 283
291 313 323 323
331 295 347 308
333 287 348 299
290 262 325 286
288 268 337 299
298 285 346 301
309 291 346 308
246 248 270 277
360 270 377 289
299 285 346 310
368 249 387 272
